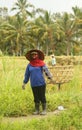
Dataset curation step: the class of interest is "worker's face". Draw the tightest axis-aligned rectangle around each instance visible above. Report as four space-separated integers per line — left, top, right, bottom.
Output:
31 52 38 59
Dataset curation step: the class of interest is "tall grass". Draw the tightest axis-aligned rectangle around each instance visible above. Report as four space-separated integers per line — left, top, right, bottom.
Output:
0 56 82 130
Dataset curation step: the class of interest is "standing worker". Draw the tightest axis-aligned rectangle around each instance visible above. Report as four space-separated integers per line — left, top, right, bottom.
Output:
22 49 53 115
51 55 56 66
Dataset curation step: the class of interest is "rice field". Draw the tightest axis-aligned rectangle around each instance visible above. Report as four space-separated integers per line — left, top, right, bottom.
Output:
0 56 82 130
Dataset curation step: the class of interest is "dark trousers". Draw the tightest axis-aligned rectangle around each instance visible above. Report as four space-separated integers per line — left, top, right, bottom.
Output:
32 85 46 104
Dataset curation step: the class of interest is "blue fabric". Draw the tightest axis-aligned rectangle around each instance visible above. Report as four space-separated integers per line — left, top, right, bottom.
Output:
23 64 52 87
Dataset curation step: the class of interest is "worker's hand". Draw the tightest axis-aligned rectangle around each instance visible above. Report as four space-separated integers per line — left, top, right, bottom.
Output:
47 79 55 84
22 84 25 90
50 79 55 84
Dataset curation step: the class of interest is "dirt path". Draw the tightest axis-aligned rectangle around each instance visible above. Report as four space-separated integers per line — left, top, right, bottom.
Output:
2 110 62 122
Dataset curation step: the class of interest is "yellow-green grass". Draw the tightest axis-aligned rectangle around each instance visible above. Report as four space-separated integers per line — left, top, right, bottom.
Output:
0 56 81 115
0 56 82 130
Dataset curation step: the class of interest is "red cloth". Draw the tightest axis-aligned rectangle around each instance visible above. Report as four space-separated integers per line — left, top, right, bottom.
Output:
30 59 45 67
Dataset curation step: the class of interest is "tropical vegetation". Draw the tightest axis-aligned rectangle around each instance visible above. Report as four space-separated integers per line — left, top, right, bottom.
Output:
0 0 82 56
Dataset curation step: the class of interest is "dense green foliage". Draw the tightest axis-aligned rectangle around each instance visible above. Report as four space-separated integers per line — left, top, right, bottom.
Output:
0 0 82 56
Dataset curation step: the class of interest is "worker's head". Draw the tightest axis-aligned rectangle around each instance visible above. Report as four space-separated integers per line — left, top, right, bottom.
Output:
25 49 44 61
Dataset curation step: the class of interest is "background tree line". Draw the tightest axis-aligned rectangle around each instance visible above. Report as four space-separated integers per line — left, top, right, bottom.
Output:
0 0 82 56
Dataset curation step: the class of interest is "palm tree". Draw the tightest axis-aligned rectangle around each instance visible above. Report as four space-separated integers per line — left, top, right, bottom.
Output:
0 15 30 55
11 0 34 20
34 11 57 55
56 12 80 55
71 6 82 55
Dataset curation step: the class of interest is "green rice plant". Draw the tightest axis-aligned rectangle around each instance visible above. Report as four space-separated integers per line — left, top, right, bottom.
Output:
0 57 33 116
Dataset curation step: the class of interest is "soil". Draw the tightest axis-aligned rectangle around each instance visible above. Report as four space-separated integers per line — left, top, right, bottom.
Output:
2 110 64 122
